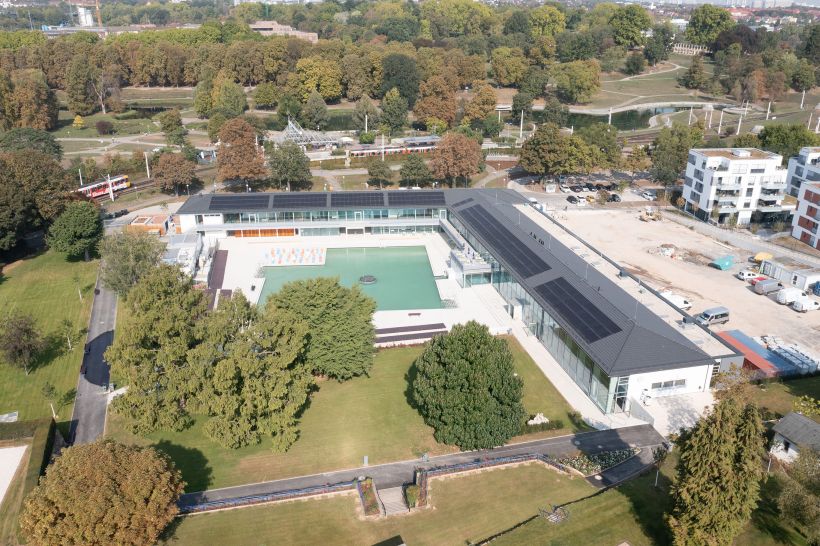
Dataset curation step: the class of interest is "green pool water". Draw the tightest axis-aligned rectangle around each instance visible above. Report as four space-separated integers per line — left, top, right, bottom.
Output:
259 246 443 311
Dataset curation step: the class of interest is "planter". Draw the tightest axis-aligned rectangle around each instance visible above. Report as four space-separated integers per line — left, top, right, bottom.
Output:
356 478 381 517
556 448 639 476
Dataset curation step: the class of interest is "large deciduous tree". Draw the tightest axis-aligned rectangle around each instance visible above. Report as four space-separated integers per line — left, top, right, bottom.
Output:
366 159 393 189
529 5 565 38
352 96 380 132
65 56 97 116
20 440 184 546
381 87 408 136
0 128 62 159
491 47 529 87
10 69 59 130
269 277 376 381
463 83 497 124
413 76 456 128
47 201 103 261
190 293 313 450
253 82 278 110
400 154 432 187
577 122 622 169
99 232 165 297
106 265 207 433
776 448 820 544
411 321 525 450
519 123 595 178
301 90 329 130
686 5 734 46
668 398 764 546
429 132 482 187
0 313 44 375
680 56 709 90
609 5 652 48
552 60 601 104
380 53 420 106
650 123 704 184
217 118 268 186
268 141 312 191
645 23 675 66
758 124 820 165
154 153 196 195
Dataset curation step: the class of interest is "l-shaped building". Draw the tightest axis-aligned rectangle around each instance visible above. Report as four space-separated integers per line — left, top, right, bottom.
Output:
175 189 741 417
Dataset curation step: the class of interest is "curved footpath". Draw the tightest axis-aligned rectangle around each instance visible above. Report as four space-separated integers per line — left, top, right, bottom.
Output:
179 424 664 510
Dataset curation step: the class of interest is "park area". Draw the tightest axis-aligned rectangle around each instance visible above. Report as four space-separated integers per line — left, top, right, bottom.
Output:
0 251 98 429
106 337 584 492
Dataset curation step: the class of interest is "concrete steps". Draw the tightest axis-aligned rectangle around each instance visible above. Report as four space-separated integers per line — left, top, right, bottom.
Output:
377 486 409 516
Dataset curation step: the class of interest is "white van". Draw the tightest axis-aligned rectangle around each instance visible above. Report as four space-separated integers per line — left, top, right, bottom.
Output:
660 291 693 311
776 288 808 305
695 306 730 327
736 270 759 281
754 279 783 295
792 298 820 312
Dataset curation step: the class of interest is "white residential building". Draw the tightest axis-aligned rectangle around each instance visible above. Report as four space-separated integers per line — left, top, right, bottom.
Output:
682 148 792 226
786 146 820 198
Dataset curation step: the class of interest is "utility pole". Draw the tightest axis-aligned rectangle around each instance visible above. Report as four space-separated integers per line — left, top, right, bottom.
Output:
808 112 813 131
718 110 724 135
801 89 806 110
144 151 151 178
736 114 742 136
78 168 84 187
381 133 385 162
519 110 524 141
107 174 114 202
766 101 771 120
608 107 612 125
815 116 820 134
688 107 693 126
364 113 368 134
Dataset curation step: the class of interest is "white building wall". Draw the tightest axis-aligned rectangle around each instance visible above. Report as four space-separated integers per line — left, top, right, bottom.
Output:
627 364 714 402
179 214 198 232
771 432 800 462
786 147 820 197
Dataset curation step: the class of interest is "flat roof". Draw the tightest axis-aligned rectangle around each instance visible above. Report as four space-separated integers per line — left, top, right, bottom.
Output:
177 189 729 376
693 148 779 161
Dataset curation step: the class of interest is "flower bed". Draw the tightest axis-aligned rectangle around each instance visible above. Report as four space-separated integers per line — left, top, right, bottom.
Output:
356 478 381 516
556 448 639 476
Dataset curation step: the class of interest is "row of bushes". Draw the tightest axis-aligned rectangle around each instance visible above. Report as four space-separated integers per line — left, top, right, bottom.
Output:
557 448 639 476
356 478 381 517
520 419 565 434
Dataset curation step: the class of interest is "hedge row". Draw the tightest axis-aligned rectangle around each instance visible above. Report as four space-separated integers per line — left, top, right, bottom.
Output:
0 418 56 496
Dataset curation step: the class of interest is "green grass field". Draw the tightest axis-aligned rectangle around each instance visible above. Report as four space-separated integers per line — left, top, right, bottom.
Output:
52 110 158 139
161 462 595 546
0 439 31 546
0 252 98 427
107 337 582 492
755 376 820 423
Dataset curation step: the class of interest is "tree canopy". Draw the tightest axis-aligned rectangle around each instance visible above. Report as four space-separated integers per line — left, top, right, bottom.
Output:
268 141 312 191
520 123 596 178
0 128 62 159
429 132 482 187
411 321 525 450
268 277 376 381
609 5 652 48
0 313 44 375
399 154 432 187
99 232 165 297
154 153 196 194
20 440 184 546
650 123 704 185
759 124 820 163
217 117 268 185
686 5 735 46
47 201 103 261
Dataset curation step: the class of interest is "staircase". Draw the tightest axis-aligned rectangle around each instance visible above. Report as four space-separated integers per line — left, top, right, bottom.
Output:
377 486 409 516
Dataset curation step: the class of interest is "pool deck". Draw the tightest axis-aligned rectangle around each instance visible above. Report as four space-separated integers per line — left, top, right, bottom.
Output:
216 233 647 430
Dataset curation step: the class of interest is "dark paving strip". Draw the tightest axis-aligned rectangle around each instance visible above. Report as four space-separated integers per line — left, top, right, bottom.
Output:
208 250 228 289
375 330 448 344
374 323 447 335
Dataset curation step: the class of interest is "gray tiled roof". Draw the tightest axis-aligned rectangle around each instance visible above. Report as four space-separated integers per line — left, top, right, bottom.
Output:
773 412 820 450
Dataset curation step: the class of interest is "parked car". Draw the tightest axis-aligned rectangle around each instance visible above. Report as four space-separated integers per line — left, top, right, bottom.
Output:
607 193 622 203
695 306 730 327
792 297 820 312
754 279 783 295
584 182 596 192
560 184 571 193
571 185 584 193
749 276 768 285
585 195 595 203
641 191 656 201
777 288 808 305
567 195 579 204
736 270 760 281
660 291 693 311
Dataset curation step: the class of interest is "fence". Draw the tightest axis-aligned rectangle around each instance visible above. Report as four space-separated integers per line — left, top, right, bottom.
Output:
179 480 357 514
414 454 570 508
664 212 820 268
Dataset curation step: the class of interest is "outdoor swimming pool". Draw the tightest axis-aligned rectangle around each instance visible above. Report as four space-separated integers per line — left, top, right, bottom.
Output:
259 246 443 311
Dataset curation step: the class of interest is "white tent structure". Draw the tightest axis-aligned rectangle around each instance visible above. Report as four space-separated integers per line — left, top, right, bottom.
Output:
273 119 337 148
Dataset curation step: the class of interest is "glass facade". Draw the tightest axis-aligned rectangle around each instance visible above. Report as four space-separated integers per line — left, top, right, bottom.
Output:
449 215 622 414
220 208 446 224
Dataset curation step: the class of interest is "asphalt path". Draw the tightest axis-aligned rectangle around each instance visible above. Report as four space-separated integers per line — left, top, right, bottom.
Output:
179 424 664 509
68 278 117 445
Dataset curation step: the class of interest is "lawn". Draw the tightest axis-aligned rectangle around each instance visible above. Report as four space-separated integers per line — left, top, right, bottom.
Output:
107 337 582 492
0 440 30 546
161 462 595 546
0 251 98 428
52 109 158 139
754 376 820 423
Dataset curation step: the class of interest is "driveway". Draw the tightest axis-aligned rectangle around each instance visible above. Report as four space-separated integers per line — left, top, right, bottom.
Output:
68 279 117 445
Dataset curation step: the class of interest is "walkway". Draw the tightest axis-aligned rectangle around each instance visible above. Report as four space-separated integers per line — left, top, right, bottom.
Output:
178 424 664 509
68 277 117 445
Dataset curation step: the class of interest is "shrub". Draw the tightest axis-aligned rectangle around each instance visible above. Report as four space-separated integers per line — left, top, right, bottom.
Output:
557 448 638 475
95 120 114 135
404 484 420 508
521 419 565 434
357 478 381 516
114 110 141 120
359 131 375 144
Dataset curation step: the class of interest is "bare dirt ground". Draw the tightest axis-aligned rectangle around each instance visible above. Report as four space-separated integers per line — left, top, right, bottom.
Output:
559 209 820 353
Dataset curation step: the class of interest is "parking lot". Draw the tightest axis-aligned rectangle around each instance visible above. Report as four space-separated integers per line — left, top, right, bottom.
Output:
557 208 820 353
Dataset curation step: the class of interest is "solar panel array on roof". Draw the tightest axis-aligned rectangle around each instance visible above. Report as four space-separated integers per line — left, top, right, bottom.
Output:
387 191 445 207
450 197 474 208
209 194 270 211
272 193 328 208
533 277 621 343
458 205 551 278
330 192 386 208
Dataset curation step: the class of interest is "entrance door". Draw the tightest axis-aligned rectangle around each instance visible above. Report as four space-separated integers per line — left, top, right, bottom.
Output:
354 211 363 221
439 209 447 220
247 213 258 223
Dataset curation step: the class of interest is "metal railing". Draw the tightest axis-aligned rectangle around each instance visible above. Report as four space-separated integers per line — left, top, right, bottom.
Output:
179 480 357 514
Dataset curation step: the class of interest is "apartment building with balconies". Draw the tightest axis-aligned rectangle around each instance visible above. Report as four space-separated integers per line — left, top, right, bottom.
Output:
682 148 792 226
786 146 820 198
790 180 820 250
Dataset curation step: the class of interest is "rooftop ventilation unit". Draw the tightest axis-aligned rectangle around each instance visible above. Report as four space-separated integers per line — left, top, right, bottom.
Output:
732 149 752 158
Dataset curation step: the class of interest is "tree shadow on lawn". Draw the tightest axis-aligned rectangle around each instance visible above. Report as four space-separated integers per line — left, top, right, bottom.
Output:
403 362 421 412
617 468 674 546
152 440 214 493
748 474 807 545
30 332 69 374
